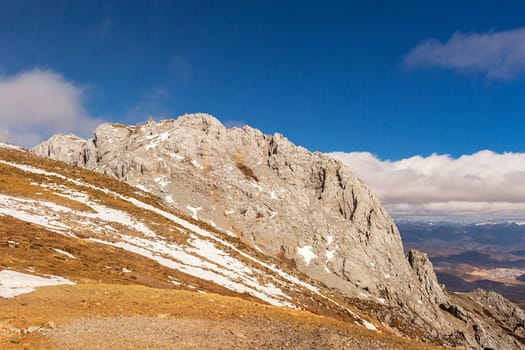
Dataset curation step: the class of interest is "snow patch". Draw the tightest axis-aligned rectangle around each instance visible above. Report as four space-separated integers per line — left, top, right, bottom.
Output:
154 176 170 188
170 153 185 160
53 248 76 259
251 183 263 193
0 270 74 298
186 205 202 219
225 230 237 237
0 194 73 234
145 141 159 150
191 159 203 169
358 292 369 299
297 245 317 266
269 189 286 200
136 184 153 193
362 319 378 331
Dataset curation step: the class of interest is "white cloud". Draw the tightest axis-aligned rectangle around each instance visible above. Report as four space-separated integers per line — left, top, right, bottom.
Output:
0 69 103 147
405 27 525 80
328 150 525 221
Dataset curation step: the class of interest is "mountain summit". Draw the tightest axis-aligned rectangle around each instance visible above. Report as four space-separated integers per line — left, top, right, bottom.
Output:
32 113 525 349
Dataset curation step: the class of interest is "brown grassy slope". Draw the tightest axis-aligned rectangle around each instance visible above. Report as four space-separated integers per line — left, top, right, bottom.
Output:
0 216 258 299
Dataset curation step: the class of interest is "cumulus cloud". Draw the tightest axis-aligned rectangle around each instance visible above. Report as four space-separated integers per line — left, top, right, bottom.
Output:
405 27 525 80
328 151 525 221
0 69 103 147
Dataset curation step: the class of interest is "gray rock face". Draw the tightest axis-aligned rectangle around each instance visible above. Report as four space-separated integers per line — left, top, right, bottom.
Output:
32 134 85 166
469 289 525 338
408 250 448 306
444 290 525 350
33 113 525 349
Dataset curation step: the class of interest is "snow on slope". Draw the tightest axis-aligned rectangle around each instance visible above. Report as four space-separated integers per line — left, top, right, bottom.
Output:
0 158 302 306
0 186 293 306
0 270 74 298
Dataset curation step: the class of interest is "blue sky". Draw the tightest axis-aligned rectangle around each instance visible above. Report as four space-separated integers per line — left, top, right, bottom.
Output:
2 0 525 220
1 0 525 160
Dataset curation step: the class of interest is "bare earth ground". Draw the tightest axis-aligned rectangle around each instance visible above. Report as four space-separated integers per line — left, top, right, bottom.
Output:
0 283 447 350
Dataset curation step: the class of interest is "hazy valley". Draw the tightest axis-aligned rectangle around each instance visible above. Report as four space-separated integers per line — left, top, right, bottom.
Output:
400 221 525 310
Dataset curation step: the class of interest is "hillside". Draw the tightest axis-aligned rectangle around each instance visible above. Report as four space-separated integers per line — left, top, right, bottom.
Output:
0 143 446 349
32 114 525 349
2 113 525 349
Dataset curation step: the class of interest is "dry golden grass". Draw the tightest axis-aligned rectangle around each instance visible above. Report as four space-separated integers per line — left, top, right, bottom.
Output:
0 283 449 350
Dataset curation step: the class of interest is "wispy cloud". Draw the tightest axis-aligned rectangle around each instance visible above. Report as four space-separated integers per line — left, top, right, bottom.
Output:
0 69 103 147
223 120 247 128
328 150 525 221
126 87 172 121
405 27 525 80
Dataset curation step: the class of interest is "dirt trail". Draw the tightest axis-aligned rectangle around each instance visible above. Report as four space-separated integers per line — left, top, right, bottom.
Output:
0 283 446 350
42 316 410 350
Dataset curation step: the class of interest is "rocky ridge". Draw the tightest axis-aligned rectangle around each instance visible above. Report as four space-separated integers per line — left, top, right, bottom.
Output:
34 114 525 349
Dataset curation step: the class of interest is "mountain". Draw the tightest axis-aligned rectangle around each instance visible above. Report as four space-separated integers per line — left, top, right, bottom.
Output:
2 113 519 349
1 142 401 349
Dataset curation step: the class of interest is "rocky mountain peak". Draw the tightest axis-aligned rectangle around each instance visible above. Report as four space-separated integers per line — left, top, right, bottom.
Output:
176 113 226 133
33 113 525 349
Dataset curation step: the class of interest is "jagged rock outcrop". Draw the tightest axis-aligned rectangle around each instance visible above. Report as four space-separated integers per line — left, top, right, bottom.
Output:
34 113 525 349
408 250 448 306
470 289 525 338
32 134 85 166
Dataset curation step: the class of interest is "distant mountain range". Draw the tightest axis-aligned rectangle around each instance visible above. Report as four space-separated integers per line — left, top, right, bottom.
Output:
398 220 525 310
